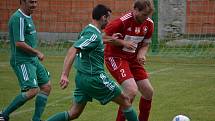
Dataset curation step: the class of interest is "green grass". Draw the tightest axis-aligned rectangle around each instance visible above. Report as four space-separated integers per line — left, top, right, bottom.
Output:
0 52 215 121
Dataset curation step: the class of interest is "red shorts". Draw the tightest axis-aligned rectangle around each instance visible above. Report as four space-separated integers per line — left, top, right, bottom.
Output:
105 56 149 84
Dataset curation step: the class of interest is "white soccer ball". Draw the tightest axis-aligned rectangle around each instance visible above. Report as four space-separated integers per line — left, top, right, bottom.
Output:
172 115 190 121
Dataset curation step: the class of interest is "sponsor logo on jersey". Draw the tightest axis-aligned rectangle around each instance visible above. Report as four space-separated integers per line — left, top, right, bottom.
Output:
124 35 144 42
122 35 144 53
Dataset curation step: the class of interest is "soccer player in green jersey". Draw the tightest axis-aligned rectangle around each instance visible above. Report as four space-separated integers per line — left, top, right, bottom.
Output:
46 4 139 121
0 0 51 121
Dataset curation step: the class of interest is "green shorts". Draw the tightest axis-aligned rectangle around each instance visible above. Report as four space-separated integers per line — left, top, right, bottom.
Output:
11 60 50 91
73 71 121 105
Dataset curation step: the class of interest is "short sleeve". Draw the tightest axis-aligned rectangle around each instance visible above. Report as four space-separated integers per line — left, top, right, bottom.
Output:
144 19 154 39
143 19 154 43
11 16 25 42
73 31 99 50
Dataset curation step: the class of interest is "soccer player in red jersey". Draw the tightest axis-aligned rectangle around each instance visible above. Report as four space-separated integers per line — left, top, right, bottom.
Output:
103 0 154 121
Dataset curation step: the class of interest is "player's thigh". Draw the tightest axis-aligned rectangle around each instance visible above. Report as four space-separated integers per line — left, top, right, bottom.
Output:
136 79 154 99
105 57 133 84
76 72 122 105
136 79 153 92
73 86 93 104
130 60 149 81
35 60 50 86
11 63 38 91
121 78 138 98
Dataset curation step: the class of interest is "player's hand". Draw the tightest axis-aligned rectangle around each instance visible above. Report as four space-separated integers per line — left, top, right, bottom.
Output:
137 55 146 65
112 33 123 39
124 41 137 50
36 51 45 61
59 75 69 89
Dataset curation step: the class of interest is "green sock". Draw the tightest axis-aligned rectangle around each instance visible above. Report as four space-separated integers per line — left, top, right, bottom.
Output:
3 92 28 116
32 93 48 121
46 111 69 121
123 107 139 121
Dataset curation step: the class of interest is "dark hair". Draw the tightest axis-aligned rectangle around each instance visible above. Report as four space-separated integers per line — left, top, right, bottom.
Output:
20 0 26 4
92 4 112 20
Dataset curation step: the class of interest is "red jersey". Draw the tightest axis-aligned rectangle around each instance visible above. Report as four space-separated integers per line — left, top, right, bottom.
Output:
104 12 154 57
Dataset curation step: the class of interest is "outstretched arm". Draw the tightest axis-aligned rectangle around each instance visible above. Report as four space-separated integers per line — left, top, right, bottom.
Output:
103 33 137 50
103 33 123 45
60 47 80 89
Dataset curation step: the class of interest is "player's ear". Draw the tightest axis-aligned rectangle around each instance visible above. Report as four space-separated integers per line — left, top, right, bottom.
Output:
100 15 106 21
103 14 110 20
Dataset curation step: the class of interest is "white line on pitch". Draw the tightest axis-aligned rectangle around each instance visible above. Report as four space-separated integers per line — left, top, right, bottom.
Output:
149 67 174 74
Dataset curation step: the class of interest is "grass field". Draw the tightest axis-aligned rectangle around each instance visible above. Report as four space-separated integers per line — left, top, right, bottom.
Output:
0 51 215 121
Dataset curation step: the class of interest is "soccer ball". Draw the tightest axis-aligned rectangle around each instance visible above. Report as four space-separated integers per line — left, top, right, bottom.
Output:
172 115 190 121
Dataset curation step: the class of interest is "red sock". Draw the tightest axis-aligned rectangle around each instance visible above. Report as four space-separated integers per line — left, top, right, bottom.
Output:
138 97 152 121
116 107 126 121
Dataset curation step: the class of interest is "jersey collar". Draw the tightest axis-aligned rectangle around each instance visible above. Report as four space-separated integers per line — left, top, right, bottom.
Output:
18 9 31 18
89 24 101 34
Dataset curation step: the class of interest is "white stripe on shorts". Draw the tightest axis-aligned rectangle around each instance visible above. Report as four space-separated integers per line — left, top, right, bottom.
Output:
108 57 118 71
20 64 29 81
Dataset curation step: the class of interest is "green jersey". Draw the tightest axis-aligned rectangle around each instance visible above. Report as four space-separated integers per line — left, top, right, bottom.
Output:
9 9 38 65
74 24 104 75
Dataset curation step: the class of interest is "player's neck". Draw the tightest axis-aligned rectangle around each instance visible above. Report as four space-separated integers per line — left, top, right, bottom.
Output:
91 20 101 31
20 8 31 16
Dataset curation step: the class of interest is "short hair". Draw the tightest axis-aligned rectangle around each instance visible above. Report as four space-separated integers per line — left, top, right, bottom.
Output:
92 4 112 20
20 0 26 4
133 0 154 15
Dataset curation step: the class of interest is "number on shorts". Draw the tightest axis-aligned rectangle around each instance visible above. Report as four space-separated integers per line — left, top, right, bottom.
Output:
120 69 126 77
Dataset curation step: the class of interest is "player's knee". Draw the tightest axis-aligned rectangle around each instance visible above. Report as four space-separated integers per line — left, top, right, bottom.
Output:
26 88 40 99
43 84 52 95
142 86 154 100
40 81 52 95
126 87 138 99
68 110 81 120
150 87 154 97
119 93 132 109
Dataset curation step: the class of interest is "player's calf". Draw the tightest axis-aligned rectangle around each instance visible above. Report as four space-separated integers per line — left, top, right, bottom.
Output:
112 93 139 121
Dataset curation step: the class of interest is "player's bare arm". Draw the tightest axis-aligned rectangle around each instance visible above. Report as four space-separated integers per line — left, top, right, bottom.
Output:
103 33 136 50
16 41 44 61
137 42 150 65
102 33 121 44
60 47 80 89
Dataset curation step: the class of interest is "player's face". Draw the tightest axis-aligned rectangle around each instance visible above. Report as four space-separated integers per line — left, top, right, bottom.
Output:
22 0 38 15
133 8 149 23
101 12 111 30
